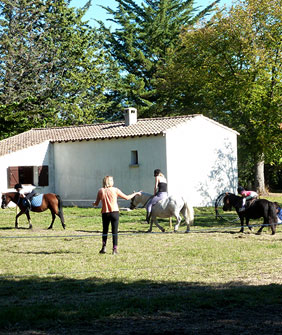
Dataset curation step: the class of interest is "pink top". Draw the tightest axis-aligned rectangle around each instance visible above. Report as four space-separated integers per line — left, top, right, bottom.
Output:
241 190 257 197
95 187 128 213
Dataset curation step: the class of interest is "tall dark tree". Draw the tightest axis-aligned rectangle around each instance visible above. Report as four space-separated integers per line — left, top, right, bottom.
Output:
0 0 120 139
156 0 282 193
98 0 219 117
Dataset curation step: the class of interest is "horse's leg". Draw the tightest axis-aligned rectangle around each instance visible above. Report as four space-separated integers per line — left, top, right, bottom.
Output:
58 212 66 229
174 215 182 232
239 216 244 233
15 210 24 229
26 210 32 229
256 218 266 235
182 212 191 233
246 218 253 232
147 216 165 233
154 218 165 233
269 217 276 235
57 207 65 229
47 211 56 230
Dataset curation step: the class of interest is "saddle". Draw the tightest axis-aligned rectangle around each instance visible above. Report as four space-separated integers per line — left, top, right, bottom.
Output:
245 198 257 209
21 193 42 209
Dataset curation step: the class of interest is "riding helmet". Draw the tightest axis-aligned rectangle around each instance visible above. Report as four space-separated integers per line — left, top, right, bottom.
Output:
14 183 23 189
237 186 245 194
154 169 161 177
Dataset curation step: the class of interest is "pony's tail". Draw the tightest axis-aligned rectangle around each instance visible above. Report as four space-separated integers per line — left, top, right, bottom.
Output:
56 194 65 224
182 200 194 225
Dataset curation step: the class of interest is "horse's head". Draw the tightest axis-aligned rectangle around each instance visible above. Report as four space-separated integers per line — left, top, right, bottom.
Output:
130 192 144 210
130 194 139 210
1 192 18 209
1 193 8 209
222 193 232 211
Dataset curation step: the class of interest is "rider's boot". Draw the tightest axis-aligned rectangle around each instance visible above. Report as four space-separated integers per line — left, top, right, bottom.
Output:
146 211 151 224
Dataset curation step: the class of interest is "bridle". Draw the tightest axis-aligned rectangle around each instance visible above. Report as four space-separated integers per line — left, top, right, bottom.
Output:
1 194 7 209
130 193 153 210
224 193 242 210
130 197 136 210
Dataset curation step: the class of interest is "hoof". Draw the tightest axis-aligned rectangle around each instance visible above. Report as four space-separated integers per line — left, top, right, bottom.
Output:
28 225 33 229
47 226 52 230
185 230 190 233
146 230 152 233
62 224 66 229
256 231 262 235
161 228 165 233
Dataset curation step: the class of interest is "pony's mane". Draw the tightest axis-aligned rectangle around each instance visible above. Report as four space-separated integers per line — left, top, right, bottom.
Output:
141 192 152 196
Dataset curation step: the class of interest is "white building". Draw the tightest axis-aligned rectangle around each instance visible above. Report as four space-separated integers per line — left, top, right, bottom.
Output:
0 109 239 207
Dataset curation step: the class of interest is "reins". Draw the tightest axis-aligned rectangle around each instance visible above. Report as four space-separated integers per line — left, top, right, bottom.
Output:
228 194 243 209
141 195 153 209
131 194 153 209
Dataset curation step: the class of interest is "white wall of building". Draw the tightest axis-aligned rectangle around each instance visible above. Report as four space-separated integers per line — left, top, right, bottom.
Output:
0 141 54 193
0 116 238 208
53 135 167 206
166 116 238 206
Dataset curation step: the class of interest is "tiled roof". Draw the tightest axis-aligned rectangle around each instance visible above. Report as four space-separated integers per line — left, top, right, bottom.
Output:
0 114 237 157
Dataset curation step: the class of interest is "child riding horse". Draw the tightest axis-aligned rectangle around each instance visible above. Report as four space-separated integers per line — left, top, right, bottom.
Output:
1 192 65 230
223 193 277 235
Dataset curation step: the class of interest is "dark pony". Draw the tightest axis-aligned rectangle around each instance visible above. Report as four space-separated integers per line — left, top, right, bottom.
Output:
223 193 277 235
1 192 65 230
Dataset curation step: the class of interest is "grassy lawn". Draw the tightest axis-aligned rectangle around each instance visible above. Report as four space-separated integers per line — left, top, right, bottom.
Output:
0 195 281 334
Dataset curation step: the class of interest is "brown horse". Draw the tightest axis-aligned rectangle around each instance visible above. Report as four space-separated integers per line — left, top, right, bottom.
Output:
1 192 65 230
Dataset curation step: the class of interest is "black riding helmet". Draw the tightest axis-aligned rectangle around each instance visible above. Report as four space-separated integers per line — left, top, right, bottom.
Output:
237 186 245 194
154 169 161 177
14 183 23 190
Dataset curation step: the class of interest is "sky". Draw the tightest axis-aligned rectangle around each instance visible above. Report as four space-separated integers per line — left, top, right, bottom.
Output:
69 0 233 28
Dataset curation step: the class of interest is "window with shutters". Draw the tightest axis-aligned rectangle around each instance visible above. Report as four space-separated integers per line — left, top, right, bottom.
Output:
7 167 19 188
38 166 49 186
7 165 49 188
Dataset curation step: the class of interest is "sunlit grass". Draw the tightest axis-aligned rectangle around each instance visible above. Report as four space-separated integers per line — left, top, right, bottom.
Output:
0 196 281 332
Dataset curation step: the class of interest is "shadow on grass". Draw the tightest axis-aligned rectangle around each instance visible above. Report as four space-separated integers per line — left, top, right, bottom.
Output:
8 250 80 255
0 277 281 334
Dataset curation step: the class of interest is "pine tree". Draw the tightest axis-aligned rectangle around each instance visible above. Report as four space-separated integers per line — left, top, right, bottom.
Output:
0 0 120 139
98 0 218 117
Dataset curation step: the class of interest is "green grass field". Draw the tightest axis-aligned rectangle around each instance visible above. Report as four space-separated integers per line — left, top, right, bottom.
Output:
0 196 281 334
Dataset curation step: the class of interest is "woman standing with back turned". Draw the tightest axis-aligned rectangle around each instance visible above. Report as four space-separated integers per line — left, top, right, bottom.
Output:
93 176 141 255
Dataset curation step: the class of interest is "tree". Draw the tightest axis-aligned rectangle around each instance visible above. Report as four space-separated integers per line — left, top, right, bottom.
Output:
97 0 219 117
0 0 120 139
156 0 282 193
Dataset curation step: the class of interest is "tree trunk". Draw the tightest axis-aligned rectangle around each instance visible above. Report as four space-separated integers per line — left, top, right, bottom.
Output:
255 155 267 195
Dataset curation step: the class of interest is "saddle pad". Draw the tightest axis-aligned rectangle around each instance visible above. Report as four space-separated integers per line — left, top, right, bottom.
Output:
31 194 43 207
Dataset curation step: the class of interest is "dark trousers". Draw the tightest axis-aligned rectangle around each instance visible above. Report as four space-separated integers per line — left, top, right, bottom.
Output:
101 211 119 247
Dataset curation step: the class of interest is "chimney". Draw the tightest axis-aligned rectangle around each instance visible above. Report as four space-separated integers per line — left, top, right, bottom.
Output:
124 108 137 126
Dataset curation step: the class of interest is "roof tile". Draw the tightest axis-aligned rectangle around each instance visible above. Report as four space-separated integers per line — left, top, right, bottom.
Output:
0 114 236 157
